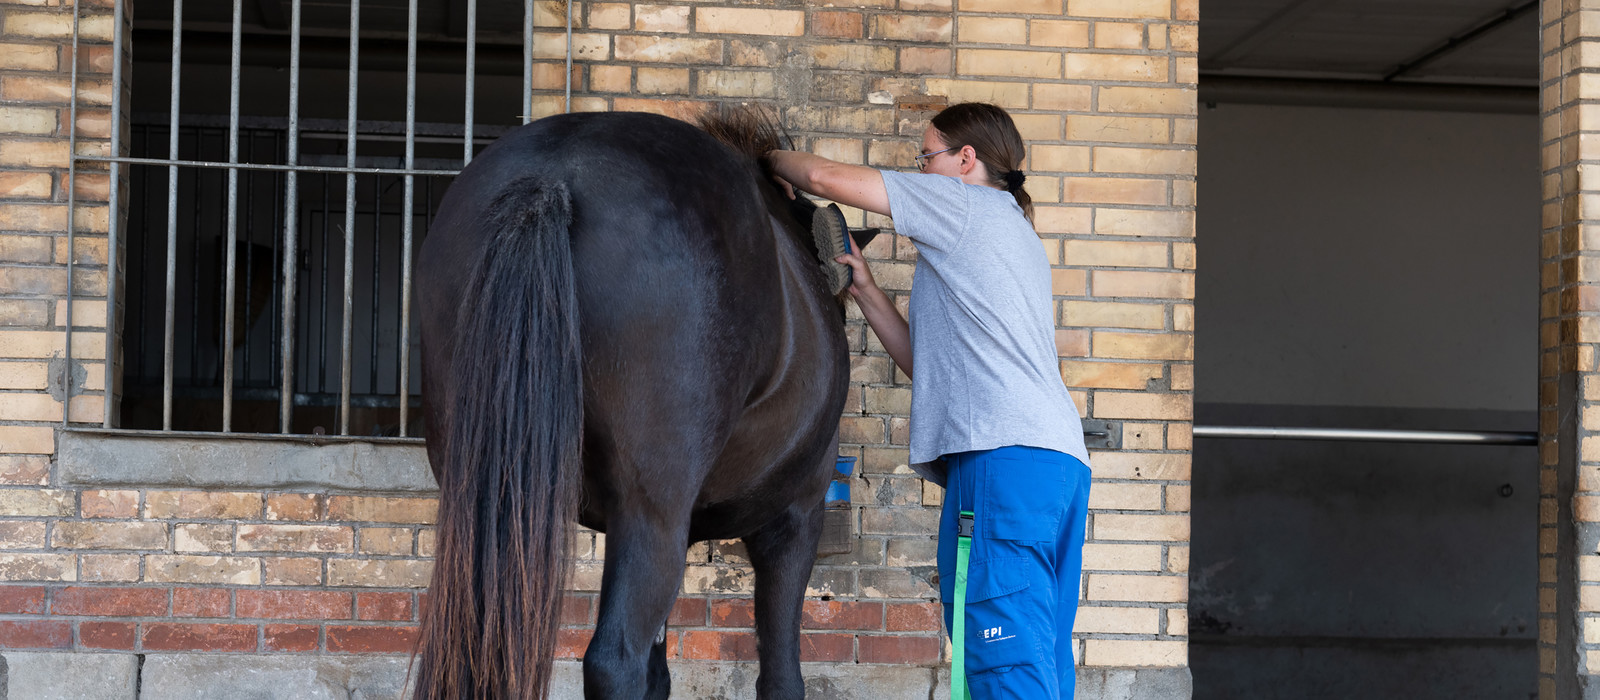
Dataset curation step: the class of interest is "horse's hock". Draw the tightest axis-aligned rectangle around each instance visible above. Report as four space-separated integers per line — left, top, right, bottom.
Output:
0 0 1201 696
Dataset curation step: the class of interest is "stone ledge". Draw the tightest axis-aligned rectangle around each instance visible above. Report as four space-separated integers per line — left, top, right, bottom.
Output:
57 430 438 492
0 651 1192 699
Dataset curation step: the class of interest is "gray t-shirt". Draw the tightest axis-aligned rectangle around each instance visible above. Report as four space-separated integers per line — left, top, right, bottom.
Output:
880 169 1090 485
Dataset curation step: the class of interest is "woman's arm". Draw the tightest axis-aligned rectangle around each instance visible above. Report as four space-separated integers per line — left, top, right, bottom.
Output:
766 150 892 217
837 249 912 379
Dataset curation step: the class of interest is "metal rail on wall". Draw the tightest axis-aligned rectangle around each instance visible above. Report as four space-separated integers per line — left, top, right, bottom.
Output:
1192 426 1538 446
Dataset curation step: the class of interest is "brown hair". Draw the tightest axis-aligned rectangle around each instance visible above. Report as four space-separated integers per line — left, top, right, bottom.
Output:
929 102 1032 223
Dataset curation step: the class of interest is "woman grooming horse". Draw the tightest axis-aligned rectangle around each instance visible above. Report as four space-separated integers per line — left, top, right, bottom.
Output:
413 110 849 700
768 102 1093 700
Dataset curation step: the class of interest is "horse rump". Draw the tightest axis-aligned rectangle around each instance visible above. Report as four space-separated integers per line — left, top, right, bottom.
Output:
413 177 583 700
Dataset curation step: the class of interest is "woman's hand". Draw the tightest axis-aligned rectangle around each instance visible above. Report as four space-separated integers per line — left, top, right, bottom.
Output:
835 249 880 300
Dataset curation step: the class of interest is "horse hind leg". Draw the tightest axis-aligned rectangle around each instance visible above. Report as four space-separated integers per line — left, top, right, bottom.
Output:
744 498 826 700
584 517 690 700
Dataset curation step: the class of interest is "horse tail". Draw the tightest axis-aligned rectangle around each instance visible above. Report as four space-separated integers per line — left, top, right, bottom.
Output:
415 178 583 700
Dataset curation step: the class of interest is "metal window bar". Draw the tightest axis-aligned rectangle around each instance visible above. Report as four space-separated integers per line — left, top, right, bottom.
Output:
1192 426 1538 446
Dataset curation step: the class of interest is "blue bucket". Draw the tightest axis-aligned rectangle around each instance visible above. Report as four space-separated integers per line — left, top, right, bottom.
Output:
826 456 856 507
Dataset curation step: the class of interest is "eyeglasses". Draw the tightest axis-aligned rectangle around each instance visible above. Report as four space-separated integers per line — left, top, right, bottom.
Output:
914 146 956 172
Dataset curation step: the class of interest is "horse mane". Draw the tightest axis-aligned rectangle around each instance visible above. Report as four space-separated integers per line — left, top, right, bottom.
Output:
698 105 791 160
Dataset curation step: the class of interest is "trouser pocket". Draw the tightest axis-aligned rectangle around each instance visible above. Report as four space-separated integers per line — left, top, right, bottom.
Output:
962 555 1045 676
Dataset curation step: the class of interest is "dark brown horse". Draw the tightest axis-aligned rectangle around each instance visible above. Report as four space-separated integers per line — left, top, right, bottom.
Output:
412 110 851 699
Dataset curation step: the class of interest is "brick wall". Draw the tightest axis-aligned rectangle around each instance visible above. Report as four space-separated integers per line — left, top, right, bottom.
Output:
1540 0 1600 695
0 0 1197 691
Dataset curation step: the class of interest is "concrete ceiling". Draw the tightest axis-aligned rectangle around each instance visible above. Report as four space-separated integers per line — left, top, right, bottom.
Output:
1200 0 1537 86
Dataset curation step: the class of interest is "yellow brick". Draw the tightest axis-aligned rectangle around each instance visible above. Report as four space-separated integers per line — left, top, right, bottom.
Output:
0 553 74 581
327 495 438 524
0 140 66 168
635 4 688 32
145 492 264 520
238 524 354 553
0 299 49 326
52 521 167 550
0 361 47 390
1089 451 1191 479
175 524 234 553
588 3 632 30
0 425 54 454
5 13 113 41
417 529 437 557
814 138 865 165
146 555 261 585
1082 543 1162 571
1083 639 1186 667
359 527 414 556
1031 145 1091 172
1062 360 1163 390
1075 605 1160 634
1173 303 1193 331
873 14 952 42
0 235 52 264
81 553 139 582
958 0 1057 14
959 17 1026 43
590 65 631 93
0 203 66 232
1178 57 1197 83
1166 485 1190 512
1062 301 1164 329
1170 25 1197 52
1030 19 1090 48
530 32 608 60
1069 0 1170 19
958 49 1061 79
926 79 1029 109
1170 364 1193 390
1088 483 1163 510
696 70 774 98
809 44 896 71
1033 206 1091 234
696 8 804 36
1094 22 1145 49
1174 117 1196 143
0 392 63 422
1012 114 1062 142
1094 513 1188 541
1098 87 1196 115
900 47 951 74
1066 115 1169 144
1087 573 1186 602
1064 178 1166 206
1093 270 1193 299
614 36 722 64
1065 240 1167 268
263 557 323 586
1093 147 1196 177
1121 423 1165 450
0 455 47 485
327 558 433 588
637 67 690 95
1094 331 1192 361
1095 209 1194 239
0 43 56 71
0 330 103 360
0 171 51 199
1033 83 1092 112
1067 54 1166 82
1166 608 1186 635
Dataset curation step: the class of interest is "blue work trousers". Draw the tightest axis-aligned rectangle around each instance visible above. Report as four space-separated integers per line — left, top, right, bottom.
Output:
938 445 1092 700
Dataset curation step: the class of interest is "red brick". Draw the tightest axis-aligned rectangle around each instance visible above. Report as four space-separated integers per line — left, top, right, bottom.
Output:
79 621 135 649
172 588 230 618
857 634 941 664
669 597 706 626
664 631 679 659
51 586 168 617
326 625 418 653
680 630 757 660
0 586 45 614
887 602 942 632
356 592 411 621
562 594 595 625
264 624 319 652
800 632 854 662
142 623 258 652
709 598 754 627
802 600 883 631
0 620 70 649
237 590 352 620
556 627 592 659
